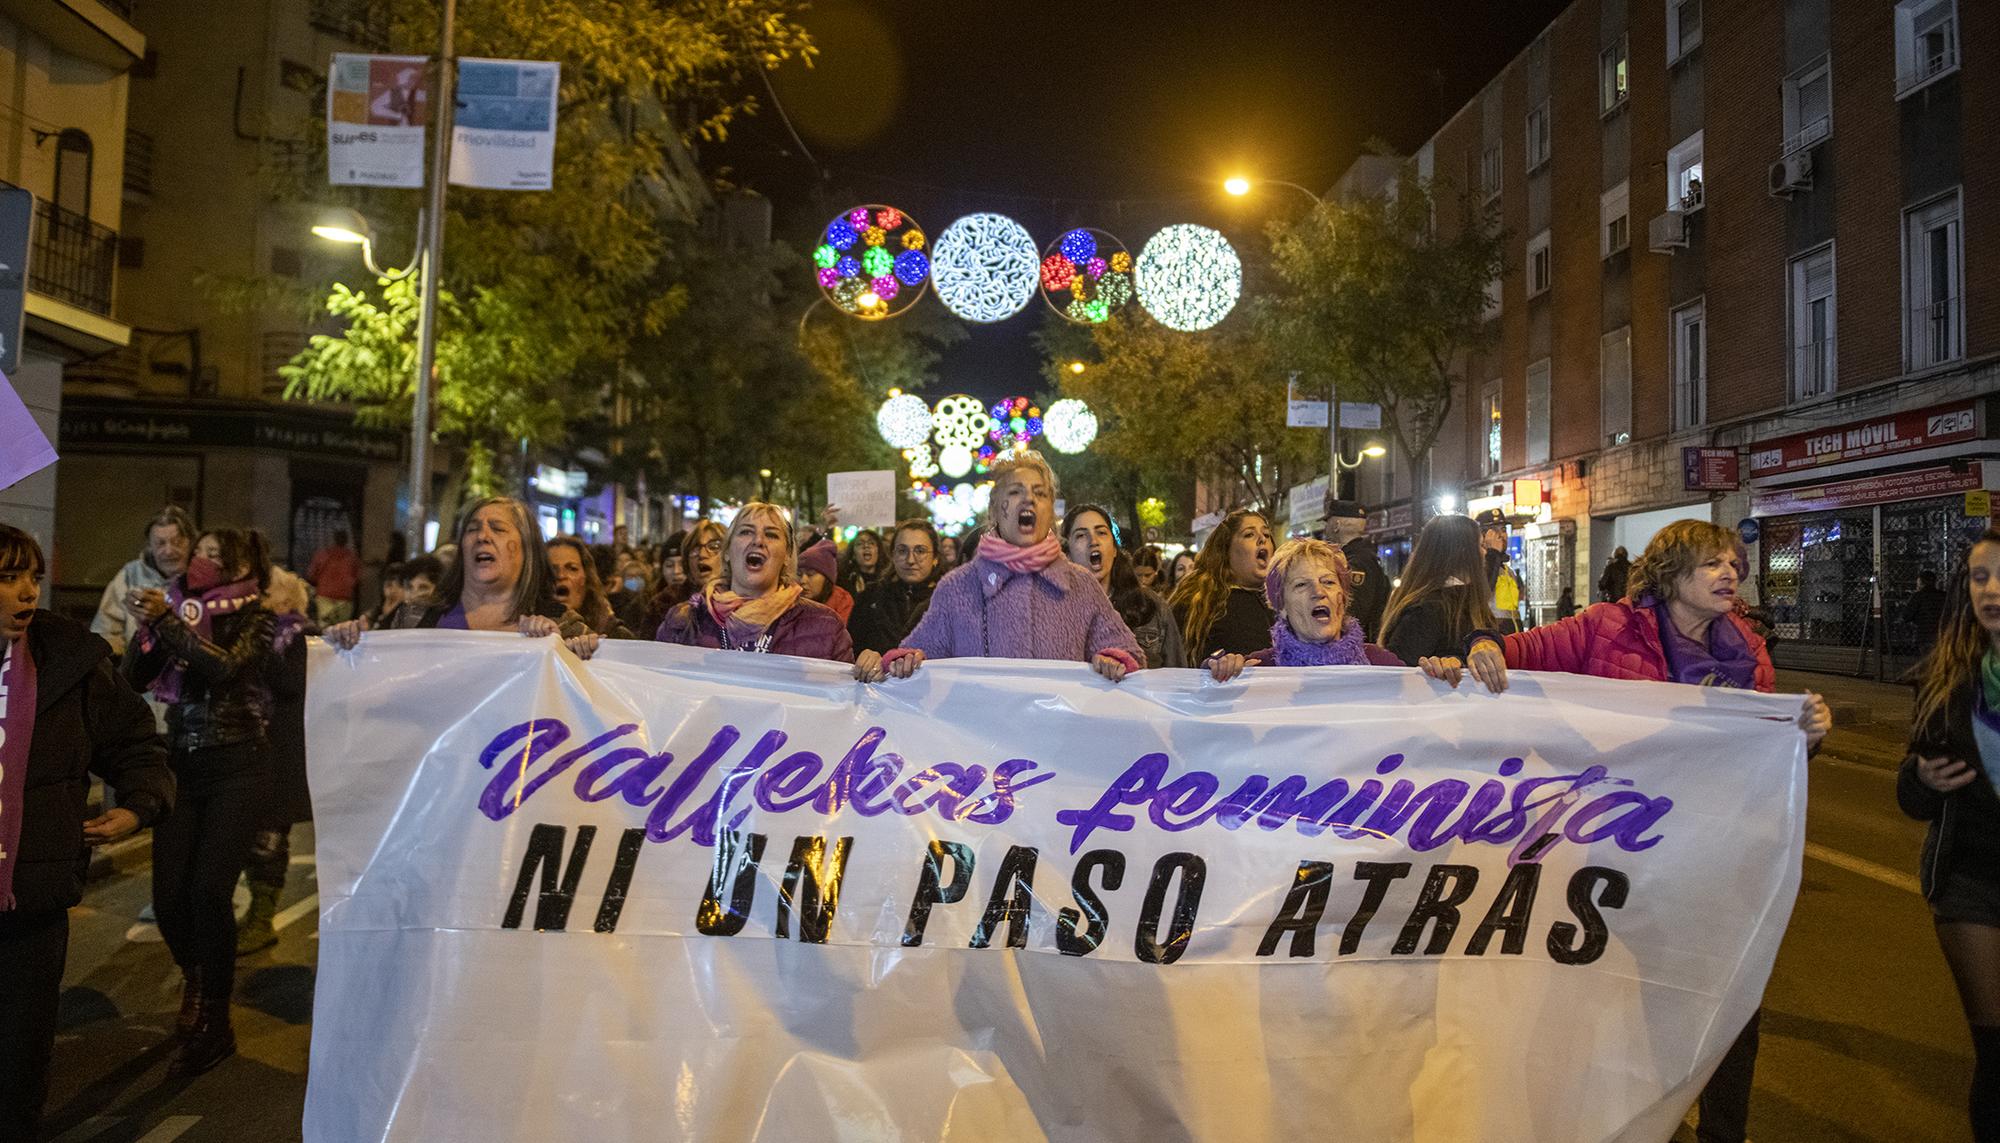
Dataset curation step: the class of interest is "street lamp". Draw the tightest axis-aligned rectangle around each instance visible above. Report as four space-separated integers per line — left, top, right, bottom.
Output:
1222 176 1324 206
1066 360 1086 375
313 206 436 556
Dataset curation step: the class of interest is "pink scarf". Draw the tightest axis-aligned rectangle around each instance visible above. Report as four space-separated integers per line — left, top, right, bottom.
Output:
702 583 803 652
0 637 39 911
977 533 1062 575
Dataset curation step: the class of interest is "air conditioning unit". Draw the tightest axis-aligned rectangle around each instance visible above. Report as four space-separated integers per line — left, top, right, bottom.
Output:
1648 209 1688 254
1767 151 1814 197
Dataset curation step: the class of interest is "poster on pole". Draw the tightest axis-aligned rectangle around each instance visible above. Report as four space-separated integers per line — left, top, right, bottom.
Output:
449 58 560 191
327 53 429 188
0 369 56 492
827 469 900 528
303 635 1809 1142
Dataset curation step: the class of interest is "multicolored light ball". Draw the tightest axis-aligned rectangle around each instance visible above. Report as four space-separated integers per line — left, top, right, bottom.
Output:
1040 227 1135 325
817 204 927 320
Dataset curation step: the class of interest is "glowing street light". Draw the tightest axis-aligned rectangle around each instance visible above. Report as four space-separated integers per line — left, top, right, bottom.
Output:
1223 176 1252 197
1221 176 1324 206
1362 444 1387 458
1067 360 1087 374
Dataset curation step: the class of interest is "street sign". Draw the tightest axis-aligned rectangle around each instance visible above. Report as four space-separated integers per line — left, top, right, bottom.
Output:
0 186 31 374
1682 447 1739 490
1283 376 1380 429
1968 490 1992 518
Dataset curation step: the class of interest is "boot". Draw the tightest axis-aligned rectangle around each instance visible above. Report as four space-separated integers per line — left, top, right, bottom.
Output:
169 984 236 1078
236 882 281 956
173 967 202 1042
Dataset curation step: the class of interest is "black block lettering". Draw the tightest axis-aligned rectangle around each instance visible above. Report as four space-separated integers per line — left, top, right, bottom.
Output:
502 823 595 932
1135 852 1207 965
1257 860 1335 958
902 840 974 948
1056 849 1126 957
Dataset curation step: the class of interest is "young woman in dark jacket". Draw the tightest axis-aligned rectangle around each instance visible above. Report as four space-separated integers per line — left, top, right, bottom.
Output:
848 520 943 655
122 526 278 1078
0 526 172 1139
1899 526 2000 1141
1378 514 1502 669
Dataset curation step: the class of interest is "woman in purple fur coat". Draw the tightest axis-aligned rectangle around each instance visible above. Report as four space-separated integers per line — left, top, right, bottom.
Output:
853 452 1140 683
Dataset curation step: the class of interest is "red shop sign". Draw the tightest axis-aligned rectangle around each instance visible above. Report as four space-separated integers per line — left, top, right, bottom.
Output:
1750 462 1984 517
1683 447 1739 490
1747 400 1981 478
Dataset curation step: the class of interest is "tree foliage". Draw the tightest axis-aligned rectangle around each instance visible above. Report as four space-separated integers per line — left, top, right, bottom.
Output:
280 0 817 494
1266 164 1506 493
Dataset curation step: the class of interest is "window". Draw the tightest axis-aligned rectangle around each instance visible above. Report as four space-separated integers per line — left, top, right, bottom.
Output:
1897 0 1959 95
1668 0 1702 62
1669 131 1704 212
1526 102 1551 172
1783 55 1832 154
1790 244 1837 400
1672 300 1706 430
1484 273 1502 320
1526 360 1552 465
1601 327 1632 446
1600 37 1630 114
1905 192 1963 370
53 129 92 218
1527 230 1552 297
1484 381 1502 475
1481 144 1502 203
1601 182 1630 257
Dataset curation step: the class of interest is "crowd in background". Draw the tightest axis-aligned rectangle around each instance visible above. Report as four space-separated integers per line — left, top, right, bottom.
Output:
11 444 2000 1143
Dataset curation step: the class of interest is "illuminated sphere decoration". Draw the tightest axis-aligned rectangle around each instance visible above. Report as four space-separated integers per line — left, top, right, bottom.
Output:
1135 224 1241 332
937 444 975 479
876 392 933 449
1042 398 1099 454
818 204 927 320
930 213 1040 323
1040 227 1135 325
930 394 996 451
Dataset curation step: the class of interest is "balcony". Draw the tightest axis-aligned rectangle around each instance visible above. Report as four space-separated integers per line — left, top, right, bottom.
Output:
32 198 118 317
1790 337 1837 403
1907 295 1963 372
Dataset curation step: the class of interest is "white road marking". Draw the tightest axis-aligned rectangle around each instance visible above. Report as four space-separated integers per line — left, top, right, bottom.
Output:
1804 841 1923 895
48 1115 120 1142
134 1117 202 1143
1815 754 1899 777
273 892 320 931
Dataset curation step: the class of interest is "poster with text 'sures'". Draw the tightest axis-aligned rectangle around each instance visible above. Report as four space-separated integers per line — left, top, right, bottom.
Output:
326 53 429 188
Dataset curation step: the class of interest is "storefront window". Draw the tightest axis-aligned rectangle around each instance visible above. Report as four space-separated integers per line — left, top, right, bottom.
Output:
1760 508 1874 668
1880 495 1991 664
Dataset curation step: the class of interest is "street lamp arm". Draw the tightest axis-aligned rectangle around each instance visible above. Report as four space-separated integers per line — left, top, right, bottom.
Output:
1264 179 1326 204
364 208 427 282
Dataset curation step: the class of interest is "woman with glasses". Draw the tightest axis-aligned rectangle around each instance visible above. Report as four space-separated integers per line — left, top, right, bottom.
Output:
848 519 945 655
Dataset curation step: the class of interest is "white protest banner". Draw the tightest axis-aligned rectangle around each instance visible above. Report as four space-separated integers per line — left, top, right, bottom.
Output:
305 634 1806 1142
449 58 560 191
827 468 900 528
327 53 428 188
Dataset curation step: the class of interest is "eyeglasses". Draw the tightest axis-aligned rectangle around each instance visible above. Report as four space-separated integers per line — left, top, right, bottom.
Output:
696 540 723 555
894 546 933 559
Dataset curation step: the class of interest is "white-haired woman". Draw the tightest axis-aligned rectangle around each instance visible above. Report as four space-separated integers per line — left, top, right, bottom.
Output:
856 452 1140 682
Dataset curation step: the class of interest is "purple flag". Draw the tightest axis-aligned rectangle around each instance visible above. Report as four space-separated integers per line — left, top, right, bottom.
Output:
0 369 55 492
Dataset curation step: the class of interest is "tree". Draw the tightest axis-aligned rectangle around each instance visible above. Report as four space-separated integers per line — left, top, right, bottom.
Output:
1041 304 1316 524
1266 163 1507 509
279 0 816 494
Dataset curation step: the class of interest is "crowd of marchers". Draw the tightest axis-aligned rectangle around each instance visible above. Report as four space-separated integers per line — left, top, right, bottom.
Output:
5 444 1999 1143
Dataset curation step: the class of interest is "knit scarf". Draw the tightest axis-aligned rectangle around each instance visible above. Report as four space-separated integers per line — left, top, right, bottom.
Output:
977 533 1062 575
1646 594 1757 689
0 637 37 911
142 575 261 704
1270 614 1370 667
704 582 802 652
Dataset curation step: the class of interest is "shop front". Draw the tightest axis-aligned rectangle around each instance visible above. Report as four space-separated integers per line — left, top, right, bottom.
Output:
1747 397 1997 675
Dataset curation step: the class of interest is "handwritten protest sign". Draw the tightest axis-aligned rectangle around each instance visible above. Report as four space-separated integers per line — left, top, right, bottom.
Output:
304 634 1805 1142
826 468 900 528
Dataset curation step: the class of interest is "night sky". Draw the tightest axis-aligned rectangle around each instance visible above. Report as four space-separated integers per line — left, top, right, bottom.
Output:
712 0 1569 401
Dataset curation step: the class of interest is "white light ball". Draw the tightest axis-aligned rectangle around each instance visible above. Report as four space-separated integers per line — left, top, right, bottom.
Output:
876 393 933 449
938 444 974 478
1135 224 1242 332
931 213 1040 323
1042 398 1099 454
930 394 995 451
904 443 939 479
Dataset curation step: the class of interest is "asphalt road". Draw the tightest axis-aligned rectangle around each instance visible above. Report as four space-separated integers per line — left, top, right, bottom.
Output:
38 740 1972 1143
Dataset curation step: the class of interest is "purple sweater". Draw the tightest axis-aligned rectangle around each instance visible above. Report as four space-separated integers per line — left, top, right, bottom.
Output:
899 555 1141 663
656 595 855 663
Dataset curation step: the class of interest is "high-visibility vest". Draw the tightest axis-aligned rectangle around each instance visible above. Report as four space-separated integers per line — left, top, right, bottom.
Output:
1493 565 1522 614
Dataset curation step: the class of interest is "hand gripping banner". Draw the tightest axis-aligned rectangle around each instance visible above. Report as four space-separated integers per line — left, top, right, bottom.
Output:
303 632 1807 1142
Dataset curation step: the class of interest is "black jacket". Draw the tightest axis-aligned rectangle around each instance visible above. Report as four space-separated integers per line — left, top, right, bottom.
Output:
848 575 938 655
1898 684 2000 900
1342 538 1389 641
10 613 173 912
123 593 276 754
1381 596 1499 667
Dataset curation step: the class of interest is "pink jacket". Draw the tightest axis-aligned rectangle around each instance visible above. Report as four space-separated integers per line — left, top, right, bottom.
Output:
1499 600 1776 693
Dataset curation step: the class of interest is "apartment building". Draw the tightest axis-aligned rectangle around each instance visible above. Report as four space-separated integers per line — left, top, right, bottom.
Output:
0 0 143 552
47 0 410 613
1392 0 1998 672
